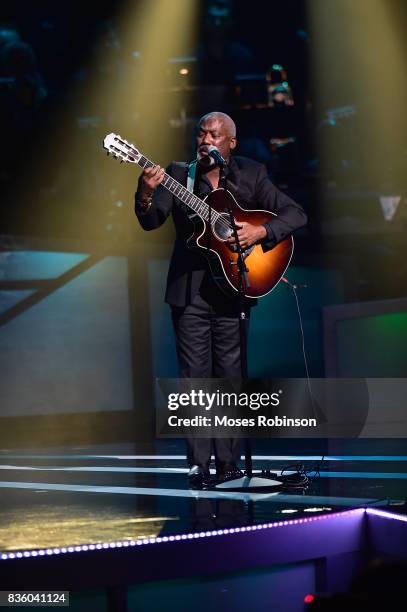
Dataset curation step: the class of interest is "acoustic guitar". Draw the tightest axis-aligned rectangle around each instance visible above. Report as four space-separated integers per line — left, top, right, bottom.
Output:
103 133 293 298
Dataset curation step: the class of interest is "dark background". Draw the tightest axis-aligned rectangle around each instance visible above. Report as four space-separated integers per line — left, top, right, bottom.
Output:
0 0 406 450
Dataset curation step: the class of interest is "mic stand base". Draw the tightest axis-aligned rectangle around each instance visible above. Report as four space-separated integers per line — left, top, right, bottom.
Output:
214 474 282 492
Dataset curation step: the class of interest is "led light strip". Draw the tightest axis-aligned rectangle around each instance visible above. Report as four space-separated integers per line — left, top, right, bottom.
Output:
0 509 365 561
1 466 405 479
1 455 406 461
365 508 407 522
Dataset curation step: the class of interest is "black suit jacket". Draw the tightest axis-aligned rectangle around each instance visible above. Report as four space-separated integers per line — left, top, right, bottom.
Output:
135 156 307 307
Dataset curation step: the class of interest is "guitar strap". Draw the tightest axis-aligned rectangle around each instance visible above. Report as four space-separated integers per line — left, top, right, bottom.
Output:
186 160 197 194
186 159 212 254
185 160 200 223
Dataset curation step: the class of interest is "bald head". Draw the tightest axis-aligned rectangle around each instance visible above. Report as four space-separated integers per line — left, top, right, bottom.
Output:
196 111 237 163
198 111 236 138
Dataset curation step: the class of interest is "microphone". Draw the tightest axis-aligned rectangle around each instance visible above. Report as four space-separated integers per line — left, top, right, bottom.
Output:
207 145 226 167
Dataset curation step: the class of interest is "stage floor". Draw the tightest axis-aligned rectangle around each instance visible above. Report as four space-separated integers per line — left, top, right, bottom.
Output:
0 447 406 554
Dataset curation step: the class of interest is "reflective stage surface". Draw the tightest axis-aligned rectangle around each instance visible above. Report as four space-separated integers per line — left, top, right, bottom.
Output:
0 447 406 553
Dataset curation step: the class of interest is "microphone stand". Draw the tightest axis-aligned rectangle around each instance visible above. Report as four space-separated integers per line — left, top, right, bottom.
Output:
214 165 282 493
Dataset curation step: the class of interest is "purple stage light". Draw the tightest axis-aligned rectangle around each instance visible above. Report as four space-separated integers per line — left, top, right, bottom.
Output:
0 508 367 561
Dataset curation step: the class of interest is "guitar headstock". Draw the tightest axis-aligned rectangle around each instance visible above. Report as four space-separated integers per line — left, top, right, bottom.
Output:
103 133 141 164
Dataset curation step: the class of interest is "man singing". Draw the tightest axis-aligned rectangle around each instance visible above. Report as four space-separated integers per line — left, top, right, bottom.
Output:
135 111 307 489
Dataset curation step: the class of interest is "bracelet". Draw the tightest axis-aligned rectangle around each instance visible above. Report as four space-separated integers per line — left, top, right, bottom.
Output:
137 193 153 214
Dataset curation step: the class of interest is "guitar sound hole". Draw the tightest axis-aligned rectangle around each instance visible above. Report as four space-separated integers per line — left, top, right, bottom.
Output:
212 213 233 241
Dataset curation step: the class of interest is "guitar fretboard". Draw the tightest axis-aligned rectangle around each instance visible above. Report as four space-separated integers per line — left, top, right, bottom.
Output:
137 154 215 222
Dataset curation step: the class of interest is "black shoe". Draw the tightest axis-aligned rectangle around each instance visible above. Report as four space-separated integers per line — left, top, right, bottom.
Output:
217 465 244 484
188 465 212 490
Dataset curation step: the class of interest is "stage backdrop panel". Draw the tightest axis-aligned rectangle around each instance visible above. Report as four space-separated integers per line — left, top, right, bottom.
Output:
336 312 407 377
0 252 133 417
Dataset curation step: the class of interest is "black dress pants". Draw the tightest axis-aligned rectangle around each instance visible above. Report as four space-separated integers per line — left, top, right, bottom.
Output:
171 279 250 471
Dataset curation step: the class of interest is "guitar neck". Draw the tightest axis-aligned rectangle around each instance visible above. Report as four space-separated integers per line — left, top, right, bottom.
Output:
137 154 210 221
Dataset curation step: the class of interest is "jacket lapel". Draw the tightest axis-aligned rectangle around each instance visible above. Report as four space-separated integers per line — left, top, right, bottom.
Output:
223 156 241 196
